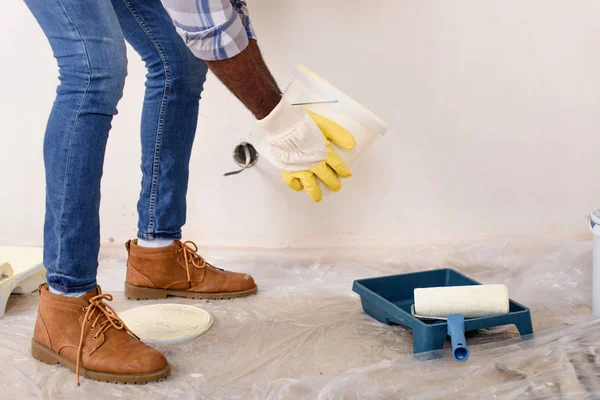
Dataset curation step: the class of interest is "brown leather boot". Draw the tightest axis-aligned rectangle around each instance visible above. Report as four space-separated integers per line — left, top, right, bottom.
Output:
125 240 257 300
32 284 169 385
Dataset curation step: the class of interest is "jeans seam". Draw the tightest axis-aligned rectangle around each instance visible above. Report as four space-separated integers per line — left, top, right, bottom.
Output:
120 0 172 235
138 231 182 241
49 280 97 294
54 0 93 274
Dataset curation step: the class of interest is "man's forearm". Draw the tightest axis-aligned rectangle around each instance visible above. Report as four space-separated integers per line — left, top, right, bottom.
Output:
205 44 281 120
162 0 281 119
248 39 281 94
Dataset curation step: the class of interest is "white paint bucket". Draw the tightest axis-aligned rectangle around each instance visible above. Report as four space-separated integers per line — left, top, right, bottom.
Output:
283 65 389 168
590 209 600 316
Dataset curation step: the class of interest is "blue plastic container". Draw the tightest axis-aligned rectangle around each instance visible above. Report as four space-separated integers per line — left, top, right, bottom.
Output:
352 268 533 355
447 314 469 361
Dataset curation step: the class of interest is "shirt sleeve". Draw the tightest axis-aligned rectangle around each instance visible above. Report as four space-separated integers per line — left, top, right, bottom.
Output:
161 0 255 61
230 0 256 40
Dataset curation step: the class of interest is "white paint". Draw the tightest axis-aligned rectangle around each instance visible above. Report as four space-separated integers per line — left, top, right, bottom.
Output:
118 304 213 344
2 1 600 249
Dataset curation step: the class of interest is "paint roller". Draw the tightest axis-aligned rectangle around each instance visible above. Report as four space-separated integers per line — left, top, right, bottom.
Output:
413 284 510 362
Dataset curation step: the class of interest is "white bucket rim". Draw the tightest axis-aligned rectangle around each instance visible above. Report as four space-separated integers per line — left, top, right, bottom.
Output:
293 65 389 136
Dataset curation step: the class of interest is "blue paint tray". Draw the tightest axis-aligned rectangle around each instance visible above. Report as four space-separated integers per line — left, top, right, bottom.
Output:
352 268 533 354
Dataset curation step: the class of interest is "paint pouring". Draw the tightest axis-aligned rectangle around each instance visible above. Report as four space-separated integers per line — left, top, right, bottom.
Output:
412 284 510 362
118 304 213 345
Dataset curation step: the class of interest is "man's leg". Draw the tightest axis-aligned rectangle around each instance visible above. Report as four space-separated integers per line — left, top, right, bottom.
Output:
24 0 169 384
24 0 127 294
107 0 257 300
110 0 207 242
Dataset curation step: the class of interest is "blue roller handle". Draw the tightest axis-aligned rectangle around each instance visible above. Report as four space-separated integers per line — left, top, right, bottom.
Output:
447 314 469 362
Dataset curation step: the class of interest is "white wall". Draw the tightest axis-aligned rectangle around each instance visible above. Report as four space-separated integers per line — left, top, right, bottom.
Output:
2 0 600 248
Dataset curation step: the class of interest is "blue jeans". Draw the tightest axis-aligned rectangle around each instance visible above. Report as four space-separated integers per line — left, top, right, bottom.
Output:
23 0 208 293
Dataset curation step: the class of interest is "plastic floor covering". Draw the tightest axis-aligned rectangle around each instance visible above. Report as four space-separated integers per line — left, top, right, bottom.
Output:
1 237 599 399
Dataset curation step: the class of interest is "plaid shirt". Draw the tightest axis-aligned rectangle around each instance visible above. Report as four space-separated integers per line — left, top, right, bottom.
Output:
161 0 256 61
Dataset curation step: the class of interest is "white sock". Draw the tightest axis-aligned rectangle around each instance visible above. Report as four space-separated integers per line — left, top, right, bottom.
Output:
138 238 174 248
49 286 87 298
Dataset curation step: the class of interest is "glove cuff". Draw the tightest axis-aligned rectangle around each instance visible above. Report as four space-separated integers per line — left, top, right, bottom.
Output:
257 98 305 138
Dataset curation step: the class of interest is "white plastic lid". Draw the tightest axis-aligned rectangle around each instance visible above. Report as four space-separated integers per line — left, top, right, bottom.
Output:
119 304 213 344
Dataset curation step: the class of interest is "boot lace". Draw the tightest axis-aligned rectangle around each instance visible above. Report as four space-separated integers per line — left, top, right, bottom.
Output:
177 241 213 286
177 241 225 285
76 291 139 385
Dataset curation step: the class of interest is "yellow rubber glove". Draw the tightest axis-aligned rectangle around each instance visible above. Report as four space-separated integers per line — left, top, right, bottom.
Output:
281 111 356 201
258 100 356 202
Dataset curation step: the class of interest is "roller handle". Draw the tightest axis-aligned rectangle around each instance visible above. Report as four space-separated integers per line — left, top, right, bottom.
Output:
447 314 469 362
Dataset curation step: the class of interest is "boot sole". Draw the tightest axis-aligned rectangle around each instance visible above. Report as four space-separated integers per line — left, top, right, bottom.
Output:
124 282 258 300
31 340 170 384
